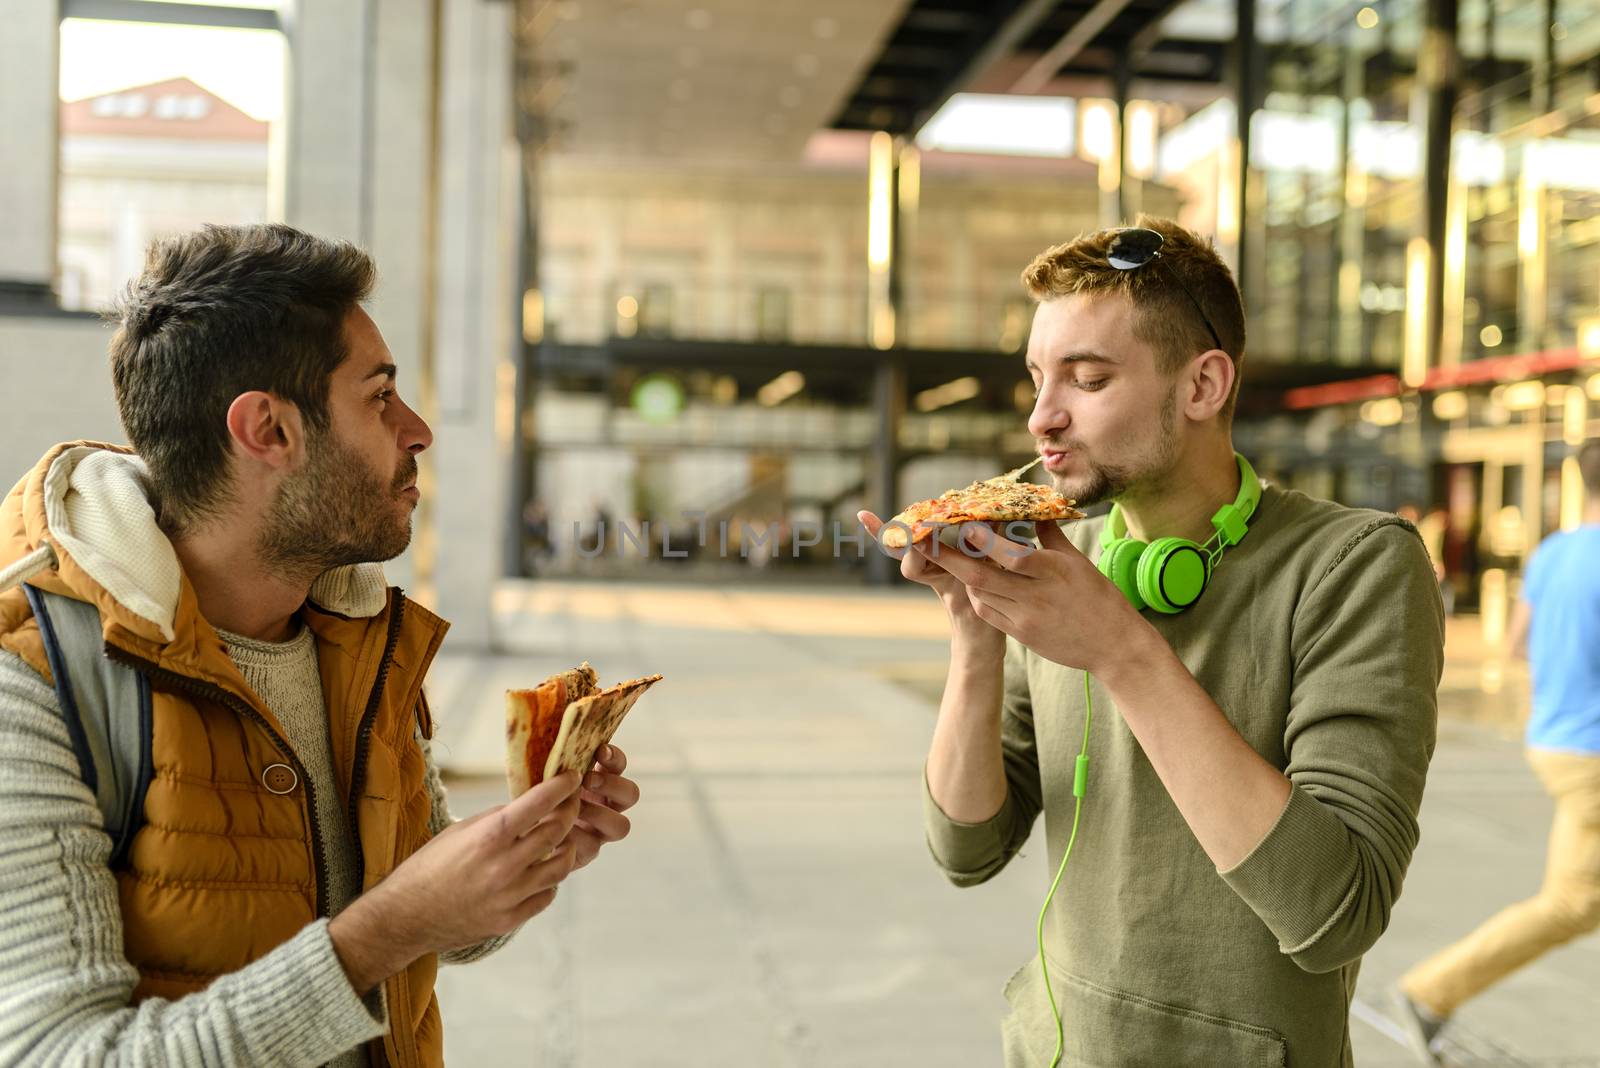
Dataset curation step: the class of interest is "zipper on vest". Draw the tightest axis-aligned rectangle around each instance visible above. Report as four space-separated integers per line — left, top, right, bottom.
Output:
103 647 333 918
346 590 405 893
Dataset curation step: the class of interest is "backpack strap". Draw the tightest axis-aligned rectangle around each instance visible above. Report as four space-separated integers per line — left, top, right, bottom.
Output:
22 585 153 867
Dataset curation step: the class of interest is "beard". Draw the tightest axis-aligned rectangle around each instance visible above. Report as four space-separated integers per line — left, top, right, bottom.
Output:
1047 388 1181 508
257 428 417 581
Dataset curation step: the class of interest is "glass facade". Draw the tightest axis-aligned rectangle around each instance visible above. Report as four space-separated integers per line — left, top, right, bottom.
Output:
1229 0 1600 610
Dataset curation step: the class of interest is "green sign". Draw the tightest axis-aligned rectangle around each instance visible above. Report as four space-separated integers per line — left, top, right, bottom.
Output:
631 374 685 424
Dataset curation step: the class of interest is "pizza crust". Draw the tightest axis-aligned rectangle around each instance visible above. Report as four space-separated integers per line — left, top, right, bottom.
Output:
543 674 663 781
505 662 599 797
505 664 662 797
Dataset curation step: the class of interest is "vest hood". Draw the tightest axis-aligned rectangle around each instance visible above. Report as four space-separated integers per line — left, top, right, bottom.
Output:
1 441 390 642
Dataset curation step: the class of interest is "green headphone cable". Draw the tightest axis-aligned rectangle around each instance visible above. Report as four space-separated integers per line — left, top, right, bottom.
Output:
1037 670 1093 1068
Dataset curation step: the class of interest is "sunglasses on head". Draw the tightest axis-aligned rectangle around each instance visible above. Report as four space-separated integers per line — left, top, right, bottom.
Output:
1104 227 1225 354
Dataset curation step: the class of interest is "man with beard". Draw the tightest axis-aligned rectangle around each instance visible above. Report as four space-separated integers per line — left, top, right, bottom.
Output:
859 218 1444 1067
0 224 639 1067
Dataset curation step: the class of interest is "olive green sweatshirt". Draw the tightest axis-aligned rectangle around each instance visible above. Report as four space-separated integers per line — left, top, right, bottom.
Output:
923 482 1445 1068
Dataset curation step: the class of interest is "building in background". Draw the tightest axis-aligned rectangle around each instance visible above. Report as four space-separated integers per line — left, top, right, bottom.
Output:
58 77 269 311
3 0 1599 629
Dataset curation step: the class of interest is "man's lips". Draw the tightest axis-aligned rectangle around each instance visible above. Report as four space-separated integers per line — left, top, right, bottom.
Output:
1040 447 1071 471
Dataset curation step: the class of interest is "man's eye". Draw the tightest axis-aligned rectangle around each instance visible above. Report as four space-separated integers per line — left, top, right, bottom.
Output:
375 388 394 403
1076 379 1108 391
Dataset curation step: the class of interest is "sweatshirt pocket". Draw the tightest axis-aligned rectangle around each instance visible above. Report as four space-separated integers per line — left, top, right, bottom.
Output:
1002 957 1287 1068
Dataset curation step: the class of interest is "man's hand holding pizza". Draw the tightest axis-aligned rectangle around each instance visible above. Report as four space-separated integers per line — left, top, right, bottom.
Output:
857 510 1007 660
917 519 1156 679
329 770 585 996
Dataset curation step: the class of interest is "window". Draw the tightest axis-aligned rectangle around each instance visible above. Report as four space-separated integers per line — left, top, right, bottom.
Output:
755 287 790 342
57 13 283 311
639 284 674 337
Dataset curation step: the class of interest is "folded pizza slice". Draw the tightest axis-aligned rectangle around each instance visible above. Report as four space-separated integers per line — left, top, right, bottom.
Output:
505 662 599 797
543 673 663 782
880 474 1083 550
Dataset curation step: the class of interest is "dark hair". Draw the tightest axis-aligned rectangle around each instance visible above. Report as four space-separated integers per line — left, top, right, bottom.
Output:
108 224 376 534
1580 440 1600 495
1021 215 1247 419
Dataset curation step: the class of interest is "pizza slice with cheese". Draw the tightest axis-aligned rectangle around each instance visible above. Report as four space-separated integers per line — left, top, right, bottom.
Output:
505 664 663 797
880 472 1083 550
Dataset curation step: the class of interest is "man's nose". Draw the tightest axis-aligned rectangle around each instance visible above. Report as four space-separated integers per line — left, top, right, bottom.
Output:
399 399 433 454
1027 393 1066 440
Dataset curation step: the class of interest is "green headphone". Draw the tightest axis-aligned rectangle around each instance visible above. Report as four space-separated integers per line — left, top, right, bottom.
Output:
1096 453 1261 614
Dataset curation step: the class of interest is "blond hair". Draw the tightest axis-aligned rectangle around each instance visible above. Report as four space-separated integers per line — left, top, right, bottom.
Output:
1021 215 1246 419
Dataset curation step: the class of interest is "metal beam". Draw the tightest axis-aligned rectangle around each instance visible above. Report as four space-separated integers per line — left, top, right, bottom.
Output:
61 0 280 31
1113 48 1131 224
1011 0 1139 95
1129 0 1196 56
1234 0 1259 312
1416 0 1458 378
907 0 1061 137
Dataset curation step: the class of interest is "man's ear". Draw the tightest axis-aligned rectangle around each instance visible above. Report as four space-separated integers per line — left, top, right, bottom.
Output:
224 392 305 470
1183 350 1235 421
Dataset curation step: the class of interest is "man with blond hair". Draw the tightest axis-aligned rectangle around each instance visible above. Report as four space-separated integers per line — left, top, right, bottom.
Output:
1394 440 1600 1064
861 217 1444 1067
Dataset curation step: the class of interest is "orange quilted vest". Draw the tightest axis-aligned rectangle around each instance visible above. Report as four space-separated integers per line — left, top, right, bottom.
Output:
0 444 450 1068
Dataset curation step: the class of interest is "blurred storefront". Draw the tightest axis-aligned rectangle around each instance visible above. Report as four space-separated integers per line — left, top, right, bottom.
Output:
1246 0 1600 611
505 0 1600 602
4 0 1598 607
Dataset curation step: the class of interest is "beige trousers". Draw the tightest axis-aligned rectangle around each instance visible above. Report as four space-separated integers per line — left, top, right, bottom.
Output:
1402 747 1600 1017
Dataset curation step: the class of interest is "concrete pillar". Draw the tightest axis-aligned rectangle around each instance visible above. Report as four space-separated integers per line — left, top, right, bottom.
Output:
0 0 59 305
282 0 514 649
428 0 515 652
281 0 370 242
282 0 426 596
430 0 517 649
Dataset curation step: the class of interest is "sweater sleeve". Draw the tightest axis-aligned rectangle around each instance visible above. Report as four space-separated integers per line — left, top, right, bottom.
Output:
1219 519 1444 974
417 729 518 966
0 650 387 1068
922 636 1046 887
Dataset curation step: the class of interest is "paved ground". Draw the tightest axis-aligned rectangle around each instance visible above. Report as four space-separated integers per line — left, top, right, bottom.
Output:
426 579 1599 1067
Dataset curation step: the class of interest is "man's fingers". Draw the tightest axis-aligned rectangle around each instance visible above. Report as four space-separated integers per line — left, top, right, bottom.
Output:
594 744 628 776
514 840 578 899
499 771 582 839
918 535 1017 596
508 794 580 863
856 510 884 538
1035 519 1077 554
901 543 937 581
583 770 640 812
576 800 632 843
509 886 559 926
956 522 1038 572
967 588 1020 634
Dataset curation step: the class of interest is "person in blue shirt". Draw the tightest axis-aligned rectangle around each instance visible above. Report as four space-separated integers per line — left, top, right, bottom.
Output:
1393 439 1600 1064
